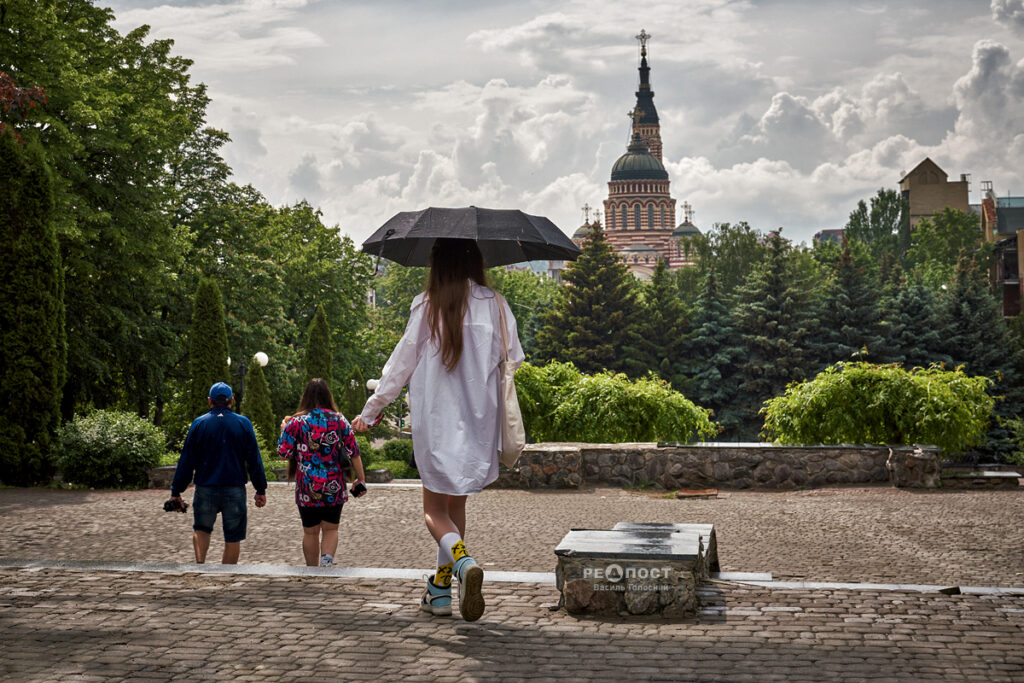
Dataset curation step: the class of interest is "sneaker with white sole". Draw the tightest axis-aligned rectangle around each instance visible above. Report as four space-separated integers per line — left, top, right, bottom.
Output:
420 574 452 616
319 554 334 567
455 557 484 622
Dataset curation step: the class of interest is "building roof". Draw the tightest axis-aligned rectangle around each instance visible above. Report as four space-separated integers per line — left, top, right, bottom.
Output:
610 133 668 181
572 222 593 239
622 241 658 253
671 220 701 238
899 157 947 184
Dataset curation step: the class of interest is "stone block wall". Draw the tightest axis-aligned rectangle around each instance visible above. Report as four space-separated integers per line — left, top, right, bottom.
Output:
489 442 936 491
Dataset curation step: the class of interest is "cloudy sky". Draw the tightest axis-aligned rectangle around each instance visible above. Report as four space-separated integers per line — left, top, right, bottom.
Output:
106 0 1024 245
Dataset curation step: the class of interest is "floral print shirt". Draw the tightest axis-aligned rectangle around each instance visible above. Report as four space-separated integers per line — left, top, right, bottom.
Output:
277 409 359 507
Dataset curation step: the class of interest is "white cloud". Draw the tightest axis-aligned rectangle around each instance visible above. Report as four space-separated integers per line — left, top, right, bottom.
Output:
992 0 1024 35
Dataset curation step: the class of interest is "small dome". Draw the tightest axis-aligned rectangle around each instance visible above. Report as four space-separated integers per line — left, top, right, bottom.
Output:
671 220 701 239
610 133 668 181
572 223 593 239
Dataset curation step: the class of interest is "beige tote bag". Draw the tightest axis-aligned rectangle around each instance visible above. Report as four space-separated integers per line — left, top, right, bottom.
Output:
496 294 526 468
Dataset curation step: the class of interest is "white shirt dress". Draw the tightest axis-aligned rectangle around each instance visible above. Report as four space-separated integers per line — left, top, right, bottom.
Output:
359 283 525 495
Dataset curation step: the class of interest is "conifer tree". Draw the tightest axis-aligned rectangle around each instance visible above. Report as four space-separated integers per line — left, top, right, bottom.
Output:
641 259 689 391
684 269 744 436
534 223 647 376
304 304 332 386
818 241 886 366
882 270 951 368
189 277 230 418
733 231 819 439
0 130 65 485
942 257 1024 459
338 366 367 422
243 356 277 454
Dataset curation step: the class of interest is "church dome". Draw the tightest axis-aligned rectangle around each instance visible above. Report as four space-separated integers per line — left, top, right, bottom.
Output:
610 133 668 181
573 223 593 239
671 220 700 239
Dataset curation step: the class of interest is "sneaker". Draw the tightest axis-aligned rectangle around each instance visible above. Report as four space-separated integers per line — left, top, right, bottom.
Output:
319 554 334 567
455 557 484 622
420 574 452 616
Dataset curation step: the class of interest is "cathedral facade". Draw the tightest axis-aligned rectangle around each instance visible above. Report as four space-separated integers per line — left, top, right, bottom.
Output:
573 30 699 279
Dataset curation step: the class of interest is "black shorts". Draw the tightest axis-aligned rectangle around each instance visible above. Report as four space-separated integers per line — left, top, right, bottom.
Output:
298 504 343 527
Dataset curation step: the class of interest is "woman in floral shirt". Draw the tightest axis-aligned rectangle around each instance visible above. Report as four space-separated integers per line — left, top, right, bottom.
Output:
278 378 366 567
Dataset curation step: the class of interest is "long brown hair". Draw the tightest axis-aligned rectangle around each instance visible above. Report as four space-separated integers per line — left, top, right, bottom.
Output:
291 377 339 418
426 238 488 371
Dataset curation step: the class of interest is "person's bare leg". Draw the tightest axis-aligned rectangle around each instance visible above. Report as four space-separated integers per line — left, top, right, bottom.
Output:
320 521 339 559
422 488 460 542
302 524 321 566
193 531 211 564
222 542 240 565
447 495 467 538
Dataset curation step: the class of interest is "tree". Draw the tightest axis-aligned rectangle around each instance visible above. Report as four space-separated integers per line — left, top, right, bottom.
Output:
881 270 952 368
304 304 332 386
640 259 689 391
0 128 65 485
684 269 744 435
905 208 989 289
762 362 993 456
677 221 767 301
1 0 208 416
534 223 647 377
243 357 277 455
844 188 909 264
942 257 1024 460
189 278 229 418
733 231 820 439
818 241 886 366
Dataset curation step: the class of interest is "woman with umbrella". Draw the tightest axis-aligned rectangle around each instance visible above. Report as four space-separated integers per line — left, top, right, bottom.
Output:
352 237 524 622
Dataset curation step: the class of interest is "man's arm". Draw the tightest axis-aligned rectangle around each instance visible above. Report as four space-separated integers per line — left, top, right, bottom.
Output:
170 425 197 498
243 422 268 505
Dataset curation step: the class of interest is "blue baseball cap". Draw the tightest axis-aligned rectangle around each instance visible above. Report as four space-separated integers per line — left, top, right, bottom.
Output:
209 382 233 400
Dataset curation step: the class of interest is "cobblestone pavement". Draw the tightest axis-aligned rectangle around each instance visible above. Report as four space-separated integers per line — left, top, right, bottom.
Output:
0 485 1022 585
1 484 1023 681
0 568 1022 681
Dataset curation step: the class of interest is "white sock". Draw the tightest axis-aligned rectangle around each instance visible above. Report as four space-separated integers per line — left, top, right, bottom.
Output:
438 532 461 564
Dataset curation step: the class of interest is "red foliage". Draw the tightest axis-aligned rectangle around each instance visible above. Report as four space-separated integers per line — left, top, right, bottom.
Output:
0 72 47 140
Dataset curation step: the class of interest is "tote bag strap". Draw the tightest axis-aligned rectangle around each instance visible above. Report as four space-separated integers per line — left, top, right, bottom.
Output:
495 292 511 362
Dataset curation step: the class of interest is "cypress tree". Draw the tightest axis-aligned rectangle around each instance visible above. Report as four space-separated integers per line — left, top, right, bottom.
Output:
0 130 65 485
882 271 951 369
189 277 230 418
684 268 744 437
818 241 886 366
243 357 277 454
304 304 332 386
942 257 1024 460
733 231 818 439
339 366 367 422
534 223 646 376
641 259 689 391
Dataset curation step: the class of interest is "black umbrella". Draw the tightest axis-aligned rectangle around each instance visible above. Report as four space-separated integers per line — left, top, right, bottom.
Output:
361 206 582 267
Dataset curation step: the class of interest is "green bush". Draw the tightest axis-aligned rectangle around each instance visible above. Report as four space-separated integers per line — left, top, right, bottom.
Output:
354 435 377 465
515 361 718 443
373 458 418 479
59 410 167 489
761 362 994 456
381 439 414 464
1001 417 1024 467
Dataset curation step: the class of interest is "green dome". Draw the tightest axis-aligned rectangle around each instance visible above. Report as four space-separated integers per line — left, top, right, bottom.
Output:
573 223 593 239
611 133 668 181
671 220 700 239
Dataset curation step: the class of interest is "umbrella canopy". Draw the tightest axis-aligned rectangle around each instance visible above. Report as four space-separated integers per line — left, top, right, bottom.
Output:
361 206 581 267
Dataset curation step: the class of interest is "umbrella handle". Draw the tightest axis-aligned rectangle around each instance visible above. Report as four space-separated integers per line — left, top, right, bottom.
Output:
374 228 395 275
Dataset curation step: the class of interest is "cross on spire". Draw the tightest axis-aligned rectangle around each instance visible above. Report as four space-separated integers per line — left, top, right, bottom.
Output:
682 201 694 223
628 107 642 124
581 203 592 223
636 29 650 56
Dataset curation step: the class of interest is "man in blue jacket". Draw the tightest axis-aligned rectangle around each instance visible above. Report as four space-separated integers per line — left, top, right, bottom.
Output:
170 382 268 564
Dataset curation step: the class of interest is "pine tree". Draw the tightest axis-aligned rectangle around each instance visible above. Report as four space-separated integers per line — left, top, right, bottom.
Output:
684 268 744 436
0 130 65 485
243 357 277 454
818 241 886 366
534 223 647 376
733 232 819 439
641 259 689 391
942 257 1024 460
882 271 951 368
304 303 332 386
189 277 230 418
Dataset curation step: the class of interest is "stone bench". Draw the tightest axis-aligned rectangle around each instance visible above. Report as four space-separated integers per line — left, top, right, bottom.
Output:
941 471 1021 490
554 525 711 618
612 522 720 575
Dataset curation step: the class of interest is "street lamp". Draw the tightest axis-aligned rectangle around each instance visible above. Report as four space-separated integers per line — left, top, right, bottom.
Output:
230 351 268 407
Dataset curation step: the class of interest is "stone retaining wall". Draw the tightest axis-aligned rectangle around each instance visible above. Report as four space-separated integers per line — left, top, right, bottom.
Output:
490 442 938 490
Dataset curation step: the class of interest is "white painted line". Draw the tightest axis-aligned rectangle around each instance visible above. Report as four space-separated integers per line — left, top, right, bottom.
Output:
728 579 1024 595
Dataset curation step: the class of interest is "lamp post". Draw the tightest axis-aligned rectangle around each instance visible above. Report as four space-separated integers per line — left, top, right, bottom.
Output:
229 351 268 408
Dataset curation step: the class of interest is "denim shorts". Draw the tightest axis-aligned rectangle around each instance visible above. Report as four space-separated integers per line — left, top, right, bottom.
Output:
192 486 247 543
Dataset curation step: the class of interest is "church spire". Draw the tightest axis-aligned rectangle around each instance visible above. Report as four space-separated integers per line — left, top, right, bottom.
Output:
632 29 662 160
